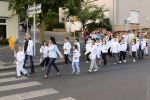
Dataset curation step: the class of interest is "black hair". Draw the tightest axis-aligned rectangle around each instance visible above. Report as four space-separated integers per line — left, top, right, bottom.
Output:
65 37 69 40
91 39 96 42
75 38 79 42
73 44 78 50
49 37 56 44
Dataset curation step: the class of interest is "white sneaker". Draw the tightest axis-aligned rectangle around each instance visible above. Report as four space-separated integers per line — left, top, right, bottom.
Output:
93 69 99 72
133 59 136 62
119 61 122 64
124 60 126 63
86 61 89 63
88 70 92 73
114 62 117 64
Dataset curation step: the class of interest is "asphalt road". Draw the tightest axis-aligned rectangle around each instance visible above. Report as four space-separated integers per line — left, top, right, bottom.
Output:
0 56 150 100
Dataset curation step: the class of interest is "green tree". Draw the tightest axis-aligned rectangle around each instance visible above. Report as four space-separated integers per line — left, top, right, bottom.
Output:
8 0 66 43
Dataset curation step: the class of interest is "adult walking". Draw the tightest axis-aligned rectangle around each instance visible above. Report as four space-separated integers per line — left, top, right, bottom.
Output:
44 37 63 78
23 33 35 74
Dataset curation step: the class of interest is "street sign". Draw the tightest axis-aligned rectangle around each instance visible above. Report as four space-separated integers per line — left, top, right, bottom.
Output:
28 4 42 16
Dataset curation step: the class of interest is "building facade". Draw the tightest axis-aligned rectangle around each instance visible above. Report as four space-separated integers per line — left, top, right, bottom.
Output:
0 0 19 42
93 0 150 31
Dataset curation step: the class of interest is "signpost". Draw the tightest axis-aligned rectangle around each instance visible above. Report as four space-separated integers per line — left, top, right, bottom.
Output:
28 2 41 56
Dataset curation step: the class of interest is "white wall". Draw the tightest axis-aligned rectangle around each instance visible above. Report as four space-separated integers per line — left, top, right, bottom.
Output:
0 1 19 41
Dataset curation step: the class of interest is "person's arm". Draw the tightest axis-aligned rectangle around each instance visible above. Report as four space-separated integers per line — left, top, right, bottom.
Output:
55 45 63 58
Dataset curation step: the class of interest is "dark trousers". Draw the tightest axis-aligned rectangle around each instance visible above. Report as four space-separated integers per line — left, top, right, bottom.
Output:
23 55 34 73
46 58 60 75
102 53 107 65
119 51 126 61
86 52 91 62
132 51 136 59
40 57 50 67
137 49 144 60
108 48 112 58
64 54 71 64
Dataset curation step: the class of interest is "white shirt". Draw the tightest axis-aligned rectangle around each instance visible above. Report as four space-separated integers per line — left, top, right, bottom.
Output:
119 42 127 52
85 40 91 51
110 41 120 53
48 44 63 58
85 45 97 60
136 39 146 50
26 40 34 56
95 43 102 58
74 42 80 53
72 49 80 62
132 44 137 52
63 41 71 54
15 51 25 63
101 44 109 53
40 46 48 58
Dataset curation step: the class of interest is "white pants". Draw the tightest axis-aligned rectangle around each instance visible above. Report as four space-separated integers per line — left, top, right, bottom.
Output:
90 60 98 71
16 62 27 77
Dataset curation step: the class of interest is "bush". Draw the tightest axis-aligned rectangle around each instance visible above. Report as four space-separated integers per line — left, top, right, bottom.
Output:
0 39 9 45
45 23 65 31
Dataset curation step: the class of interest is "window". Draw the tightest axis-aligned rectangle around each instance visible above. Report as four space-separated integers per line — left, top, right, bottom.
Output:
0 19 6 23
130 11 139 24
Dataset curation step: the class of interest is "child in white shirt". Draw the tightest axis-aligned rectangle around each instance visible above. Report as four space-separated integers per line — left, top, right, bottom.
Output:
119 38 127 63
85 36 92 63
131 39 137 62
14 45 28 78
40 41 48 70
71 44 81 74
85 39 99 73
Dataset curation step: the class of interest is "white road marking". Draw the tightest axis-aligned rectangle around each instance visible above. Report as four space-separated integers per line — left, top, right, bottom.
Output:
59 97 76 100
0 77 28 83
0 88 59 100
0 81 41 92
0 71 16 77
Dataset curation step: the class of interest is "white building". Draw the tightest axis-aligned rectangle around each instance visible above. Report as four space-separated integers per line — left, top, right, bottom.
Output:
0 0 19 42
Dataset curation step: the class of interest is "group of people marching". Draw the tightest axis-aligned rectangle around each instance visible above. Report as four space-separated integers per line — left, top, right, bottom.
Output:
13 29 149 79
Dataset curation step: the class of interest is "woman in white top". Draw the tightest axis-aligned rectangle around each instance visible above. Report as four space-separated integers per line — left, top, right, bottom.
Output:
44 37 63 78
63 37 71 64
85 39 99 73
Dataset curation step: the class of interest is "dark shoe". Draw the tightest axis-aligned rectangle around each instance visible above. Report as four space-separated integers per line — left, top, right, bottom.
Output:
16 76 21 78
29 72 35 74
25 73 29 77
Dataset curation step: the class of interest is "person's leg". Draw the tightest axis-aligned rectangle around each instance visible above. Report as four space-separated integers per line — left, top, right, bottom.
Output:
71 62 75 74
29 55 35 73
141 50 144 59
123 52 127 62
46 59 53 76
75 62 80 74
16 63 21 77
119 51 123 62
52 58 60 73
93 60 98 71
86 53 90 62
23 55 28 68
20 62 27 75
64 54 68 64
89 60 94 71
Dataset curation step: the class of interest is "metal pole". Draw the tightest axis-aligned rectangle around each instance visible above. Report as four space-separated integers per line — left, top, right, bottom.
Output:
26 18 29 33
33 2 36 56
